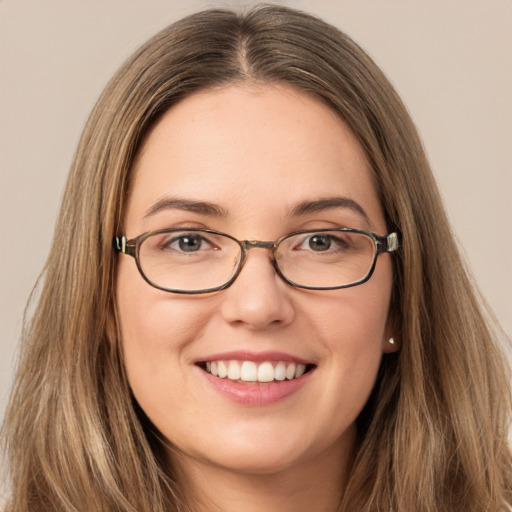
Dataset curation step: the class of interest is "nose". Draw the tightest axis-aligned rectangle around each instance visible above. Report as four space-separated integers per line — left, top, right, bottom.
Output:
219 249 295 330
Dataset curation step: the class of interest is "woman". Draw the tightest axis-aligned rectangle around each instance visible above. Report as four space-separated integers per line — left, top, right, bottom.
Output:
2 5 511 511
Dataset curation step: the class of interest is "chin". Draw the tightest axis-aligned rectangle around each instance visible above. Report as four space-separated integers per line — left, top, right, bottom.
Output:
186 442 310 476
167 419 354 478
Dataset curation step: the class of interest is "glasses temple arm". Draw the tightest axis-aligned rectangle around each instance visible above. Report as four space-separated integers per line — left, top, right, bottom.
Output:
114 236 137 257
385 232 400 252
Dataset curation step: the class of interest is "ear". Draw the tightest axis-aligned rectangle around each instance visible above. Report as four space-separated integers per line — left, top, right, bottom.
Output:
383 337 399 353
382 311 400 354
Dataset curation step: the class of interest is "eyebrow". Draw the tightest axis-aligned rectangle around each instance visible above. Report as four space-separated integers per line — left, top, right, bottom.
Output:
289 196 372 227
143 195 372 227
143 197 228 218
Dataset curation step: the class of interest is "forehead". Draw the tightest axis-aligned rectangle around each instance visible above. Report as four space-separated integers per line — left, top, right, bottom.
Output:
126 83 386 234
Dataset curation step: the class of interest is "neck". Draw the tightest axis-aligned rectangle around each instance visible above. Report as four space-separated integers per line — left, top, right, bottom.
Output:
172 431 355 512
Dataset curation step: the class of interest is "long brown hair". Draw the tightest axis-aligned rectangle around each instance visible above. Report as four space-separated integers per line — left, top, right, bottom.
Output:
2 5 511 511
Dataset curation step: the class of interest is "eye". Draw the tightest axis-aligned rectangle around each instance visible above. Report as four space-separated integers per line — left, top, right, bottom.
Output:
306 234 333 252
163 233 216 253
294 233 348 252
176 234 204 252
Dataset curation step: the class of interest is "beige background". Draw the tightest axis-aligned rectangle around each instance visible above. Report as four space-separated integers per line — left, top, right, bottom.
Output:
1 0 511 424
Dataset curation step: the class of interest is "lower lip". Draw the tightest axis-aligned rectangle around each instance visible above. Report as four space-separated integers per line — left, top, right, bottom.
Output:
200 368 314 406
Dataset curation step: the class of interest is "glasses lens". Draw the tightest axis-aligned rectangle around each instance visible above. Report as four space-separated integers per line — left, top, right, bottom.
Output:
138 230 241 292
276 230 376 289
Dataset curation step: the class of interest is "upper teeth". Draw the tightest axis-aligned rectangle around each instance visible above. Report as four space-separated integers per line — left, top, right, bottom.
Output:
206 360 307 383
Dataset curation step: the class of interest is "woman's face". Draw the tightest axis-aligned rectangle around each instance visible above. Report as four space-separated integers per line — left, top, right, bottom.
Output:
116 84 396 478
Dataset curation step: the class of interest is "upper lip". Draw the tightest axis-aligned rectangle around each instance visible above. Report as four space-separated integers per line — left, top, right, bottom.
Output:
195 350 314 365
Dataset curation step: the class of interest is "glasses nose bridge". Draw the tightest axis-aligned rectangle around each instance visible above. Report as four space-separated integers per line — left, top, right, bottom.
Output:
236 240 281 284
240 239 278 258
239 239 279 265
242 239 276 250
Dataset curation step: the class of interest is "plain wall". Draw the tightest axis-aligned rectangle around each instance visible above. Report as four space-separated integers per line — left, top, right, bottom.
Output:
1 0 511 425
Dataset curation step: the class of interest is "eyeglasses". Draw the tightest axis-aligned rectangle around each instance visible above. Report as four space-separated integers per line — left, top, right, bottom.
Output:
114 228 400 294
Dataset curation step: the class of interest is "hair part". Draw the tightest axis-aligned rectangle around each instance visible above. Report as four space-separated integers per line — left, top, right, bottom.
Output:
2 5 511 511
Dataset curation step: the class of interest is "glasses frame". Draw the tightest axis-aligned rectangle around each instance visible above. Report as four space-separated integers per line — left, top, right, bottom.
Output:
114 227 400 294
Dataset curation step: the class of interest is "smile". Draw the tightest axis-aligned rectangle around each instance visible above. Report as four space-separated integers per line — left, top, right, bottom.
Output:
196 351 316 405
203 360 311 383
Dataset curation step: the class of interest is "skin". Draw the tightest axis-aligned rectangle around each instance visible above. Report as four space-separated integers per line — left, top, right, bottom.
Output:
116 83 397 512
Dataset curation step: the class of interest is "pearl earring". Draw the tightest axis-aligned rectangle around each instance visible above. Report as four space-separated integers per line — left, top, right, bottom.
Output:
389 337 395 345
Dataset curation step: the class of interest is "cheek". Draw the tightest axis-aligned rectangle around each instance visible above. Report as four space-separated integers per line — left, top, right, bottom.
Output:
116 256 207 344
307 261 392 407
115 259 208 407
318 291 388 337
313 291 389 387
313 260 392 352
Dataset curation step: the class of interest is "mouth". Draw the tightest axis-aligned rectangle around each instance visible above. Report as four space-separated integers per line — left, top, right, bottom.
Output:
196 359 316 384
